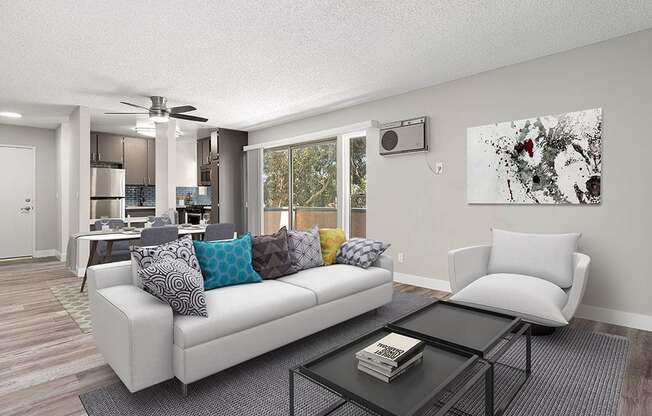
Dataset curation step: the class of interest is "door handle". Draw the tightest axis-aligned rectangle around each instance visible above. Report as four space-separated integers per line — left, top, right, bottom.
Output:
20 206 32 213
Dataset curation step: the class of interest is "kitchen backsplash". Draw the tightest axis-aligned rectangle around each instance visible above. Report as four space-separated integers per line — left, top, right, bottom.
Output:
125 185 155 207
177 186 212 205
126 185 212 206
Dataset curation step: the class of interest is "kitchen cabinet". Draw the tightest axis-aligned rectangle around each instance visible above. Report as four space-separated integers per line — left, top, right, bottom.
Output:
96 133 124 164
197 137 212 186
147 138 156 185
124 137 148 185
123 136 155 185
90 133 98 162
211 128 247 233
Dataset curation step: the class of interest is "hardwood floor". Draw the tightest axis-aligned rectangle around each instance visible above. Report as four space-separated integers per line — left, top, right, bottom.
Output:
0 259 650 415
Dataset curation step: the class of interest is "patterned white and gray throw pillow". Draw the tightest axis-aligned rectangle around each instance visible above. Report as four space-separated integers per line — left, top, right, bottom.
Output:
138 259 207 317
287 227 323 273
131 235 201 288
336 238 390 269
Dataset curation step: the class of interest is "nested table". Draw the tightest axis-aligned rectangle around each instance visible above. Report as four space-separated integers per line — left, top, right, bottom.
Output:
388 301 531 416
290 327 492 416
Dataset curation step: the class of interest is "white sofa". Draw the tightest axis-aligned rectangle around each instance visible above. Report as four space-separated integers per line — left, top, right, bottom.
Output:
88 255 393 393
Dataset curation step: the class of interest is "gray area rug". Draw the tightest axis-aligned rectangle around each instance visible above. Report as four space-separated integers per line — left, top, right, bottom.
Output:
80 290 629 416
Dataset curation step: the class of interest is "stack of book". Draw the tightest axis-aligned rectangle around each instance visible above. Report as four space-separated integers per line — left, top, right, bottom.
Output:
356 332 425 383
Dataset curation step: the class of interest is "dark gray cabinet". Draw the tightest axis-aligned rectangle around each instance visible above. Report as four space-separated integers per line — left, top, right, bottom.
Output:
123 137 156 185
124 137 148 185
147 138 156 185
210 128 247 233
95 133 124 164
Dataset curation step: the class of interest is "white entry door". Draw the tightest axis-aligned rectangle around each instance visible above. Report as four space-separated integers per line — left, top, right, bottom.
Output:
0 145 34 258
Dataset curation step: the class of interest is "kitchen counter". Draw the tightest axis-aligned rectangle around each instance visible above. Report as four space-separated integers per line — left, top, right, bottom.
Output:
126 206 155 210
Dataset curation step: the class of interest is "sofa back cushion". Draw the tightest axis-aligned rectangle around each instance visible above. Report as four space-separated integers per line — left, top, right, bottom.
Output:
287 227 323 273
252 227 292 279
488 229 580 288
193 233 263 290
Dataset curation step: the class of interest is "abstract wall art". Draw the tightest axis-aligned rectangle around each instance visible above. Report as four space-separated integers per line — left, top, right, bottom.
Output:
467 108 602 204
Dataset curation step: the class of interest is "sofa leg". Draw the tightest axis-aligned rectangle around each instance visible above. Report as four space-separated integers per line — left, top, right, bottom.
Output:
181 382 188 397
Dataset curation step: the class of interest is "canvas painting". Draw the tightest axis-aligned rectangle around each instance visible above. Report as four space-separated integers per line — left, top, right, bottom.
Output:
467 108 602 204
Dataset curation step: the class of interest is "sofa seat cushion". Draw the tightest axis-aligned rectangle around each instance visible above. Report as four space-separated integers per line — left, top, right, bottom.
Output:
173 280 316 348
449 273 569 327
277 264 392 305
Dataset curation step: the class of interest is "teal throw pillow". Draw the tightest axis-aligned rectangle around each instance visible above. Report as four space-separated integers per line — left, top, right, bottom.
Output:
193 233 262 290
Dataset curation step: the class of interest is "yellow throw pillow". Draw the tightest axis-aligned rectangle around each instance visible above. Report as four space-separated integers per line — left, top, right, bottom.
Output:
319 228 346 265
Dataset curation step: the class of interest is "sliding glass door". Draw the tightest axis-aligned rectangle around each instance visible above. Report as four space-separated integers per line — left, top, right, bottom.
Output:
292 141 337 230
263 139 337 232
349 136 366 238
263 148 289 234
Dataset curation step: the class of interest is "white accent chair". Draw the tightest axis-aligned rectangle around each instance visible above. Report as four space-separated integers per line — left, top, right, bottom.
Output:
448 229 590 329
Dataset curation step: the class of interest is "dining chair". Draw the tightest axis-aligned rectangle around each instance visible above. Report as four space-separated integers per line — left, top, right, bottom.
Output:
140 225 179 246
151 216 173 227
93 219 131 262
204 223 236 241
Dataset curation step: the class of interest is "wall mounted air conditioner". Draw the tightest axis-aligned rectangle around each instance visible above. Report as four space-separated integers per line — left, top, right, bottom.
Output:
379 116 428 156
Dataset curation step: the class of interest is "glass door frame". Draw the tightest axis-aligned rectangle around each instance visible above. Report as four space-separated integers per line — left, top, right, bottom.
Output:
261 130 367 238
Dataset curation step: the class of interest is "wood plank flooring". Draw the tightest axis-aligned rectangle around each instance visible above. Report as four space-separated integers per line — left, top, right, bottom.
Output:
0 259 650 415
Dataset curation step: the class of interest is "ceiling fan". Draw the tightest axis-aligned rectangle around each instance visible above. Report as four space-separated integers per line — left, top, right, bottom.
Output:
105 96 208 123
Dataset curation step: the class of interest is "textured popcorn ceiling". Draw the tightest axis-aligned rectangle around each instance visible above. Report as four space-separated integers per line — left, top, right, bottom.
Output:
1 0 651 135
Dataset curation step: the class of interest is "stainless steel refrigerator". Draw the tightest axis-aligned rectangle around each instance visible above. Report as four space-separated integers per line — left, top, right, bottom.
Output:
90 167 125 219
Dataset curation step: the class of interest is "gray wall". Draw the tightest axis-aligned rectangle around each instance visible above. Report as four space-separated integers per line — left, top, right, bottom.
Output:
0 124 58 252
249 29 652 317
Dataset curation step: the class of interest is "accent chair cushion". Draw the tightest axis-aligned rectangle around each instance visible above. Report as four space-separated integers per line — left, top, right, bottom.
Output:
335 238 390 268
488 229 580 288
193 233 263 290
138 259 207 317
287 226 323 273
131 235 201 288
278 264 392 304
251 227 292 279
449 273 569 326
318 228 346 266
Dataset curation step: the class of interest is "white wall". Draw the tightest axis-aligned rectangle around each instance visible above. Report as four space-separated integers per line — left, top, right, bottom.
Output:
176 139 197 187
0 124 57 254
249 30 652 321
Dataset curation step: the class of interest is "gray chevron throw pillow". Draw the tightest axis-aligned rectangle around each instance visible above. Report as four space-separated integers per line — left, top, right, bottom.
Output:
335 238 390 269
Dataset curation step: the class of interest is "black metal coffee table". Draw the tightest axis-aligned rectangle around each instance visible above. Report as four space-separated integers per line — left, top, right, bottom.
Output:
290 327 492 416
387 301 531 416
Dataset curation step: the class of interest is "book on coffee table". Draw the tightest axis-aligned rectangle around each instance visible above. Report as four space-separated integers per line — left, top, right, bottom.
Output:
358 354 423 383
356 332 425 367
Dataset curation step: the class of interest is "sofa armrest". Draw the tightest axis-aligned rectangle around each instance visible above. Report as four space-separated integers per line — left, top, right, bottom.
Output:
88 260 132 291
372 253 393 275
562 252 591 321
89 283 174 392
448 245 491 293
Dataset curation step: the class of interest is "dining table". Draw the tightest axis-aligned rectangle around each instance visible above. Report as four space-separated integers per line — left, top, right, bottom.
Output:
77 225 208 292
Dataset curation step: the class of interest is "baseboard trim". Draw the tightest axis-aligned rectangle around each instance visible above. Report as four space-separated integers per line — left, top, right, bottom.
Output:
576 304 652 333
393 272 451 292
56 250 66 261
34 249 57 258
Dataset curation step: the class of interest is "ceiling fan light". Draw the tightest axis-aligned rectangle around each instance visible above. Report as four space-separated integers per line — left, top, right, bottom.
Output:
149 114 169 123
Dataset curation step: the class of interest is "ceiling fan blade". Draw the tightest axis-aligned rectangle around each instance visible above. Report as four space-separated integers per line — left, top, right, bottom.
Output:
120 101 150 110
104 112 149 114
169 113 208 122
169 105 197 114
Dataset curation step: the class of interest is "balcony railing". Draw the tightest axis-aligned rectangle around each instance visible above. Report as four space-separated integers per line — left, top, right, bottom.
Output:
263 207 366 237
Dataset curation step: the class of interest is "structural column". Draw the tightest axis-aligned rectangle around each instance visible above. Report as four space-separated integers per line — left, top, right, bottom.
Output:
155 120 177 216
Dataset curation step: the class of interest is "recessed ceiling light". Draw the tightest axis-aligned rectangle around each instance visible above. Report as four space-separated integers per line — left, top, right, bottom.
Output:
0 111 22 118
